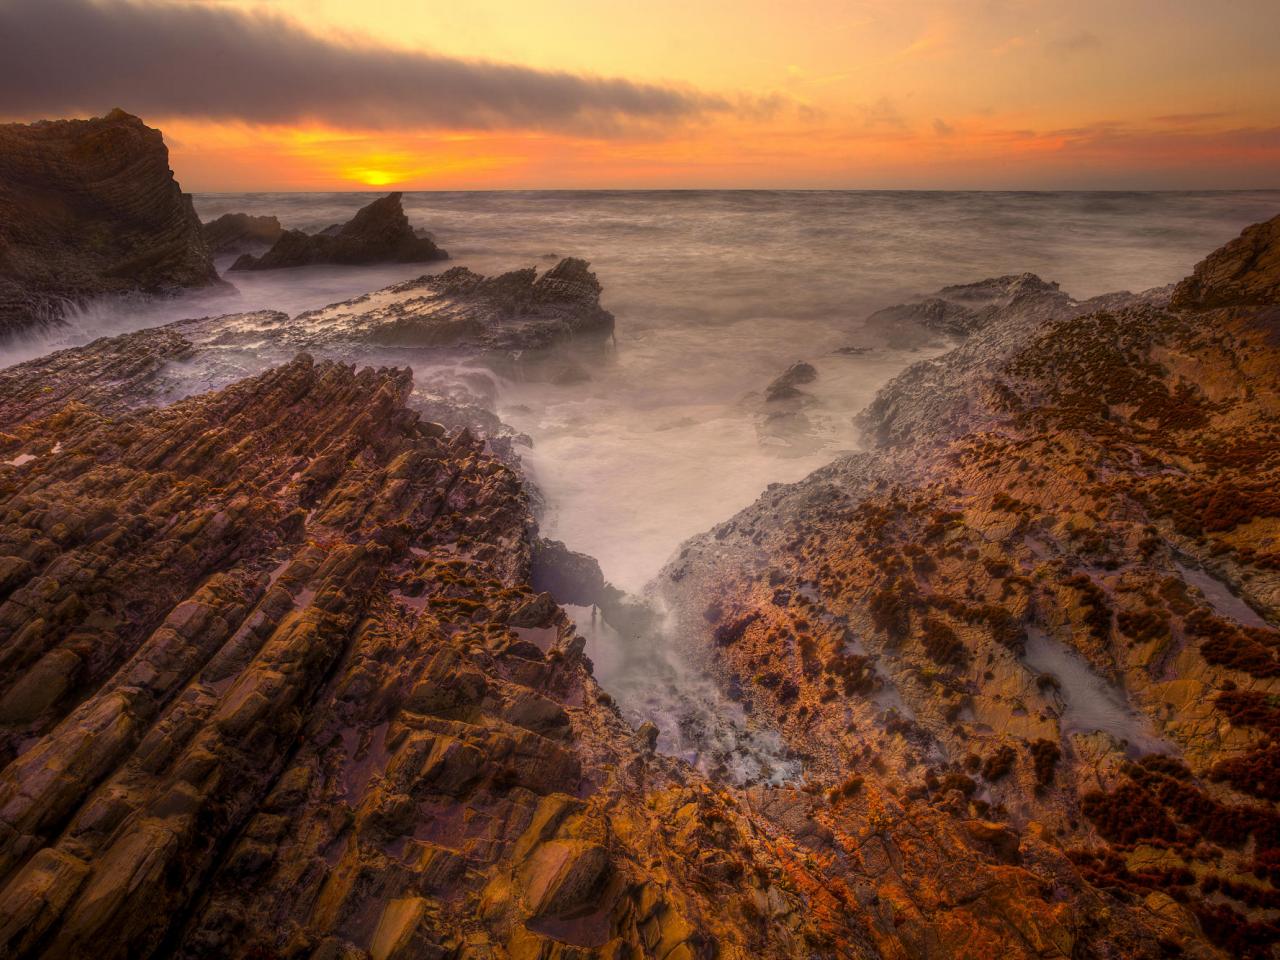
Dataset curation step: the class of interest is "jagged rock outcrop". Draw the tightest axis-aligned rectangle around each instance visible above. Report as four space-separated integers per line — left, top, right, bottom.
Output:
294 258 615 355
201 212 284 256
230 193 447 271
1170 212 1280 310
0 109 219 338
856 272 1169 447
657 214 1280 958
0 255 615 436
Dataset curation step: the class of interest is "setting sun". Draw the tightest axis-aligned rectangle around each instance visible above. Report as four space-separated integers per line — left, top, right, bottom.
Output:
343 166 401 187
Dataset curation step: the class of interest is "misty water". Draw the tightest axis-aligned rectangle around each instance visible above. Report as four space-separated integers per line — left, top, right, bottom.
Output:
5 190 1279 781
9 189 1280 593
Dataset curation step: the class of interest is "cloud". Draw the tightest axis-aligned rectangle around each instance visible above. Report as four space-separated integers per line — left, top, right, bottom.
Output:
932 118 955 137
1045 31 1102 56
861 97 907 130
0 0 728 134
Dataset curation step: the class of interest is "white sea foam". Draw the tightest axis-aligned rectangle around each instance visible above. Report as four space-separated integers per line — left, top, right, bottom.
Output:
1024 628 1171 754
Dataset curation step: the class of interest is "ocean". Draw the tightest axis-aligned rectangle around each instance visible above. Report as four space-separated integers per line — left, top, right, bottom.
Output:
5 189 1279 593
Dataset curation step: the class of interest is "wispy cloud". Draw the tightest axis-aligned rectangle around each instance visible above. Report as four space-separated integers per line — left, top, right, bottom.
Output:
0 0 731 134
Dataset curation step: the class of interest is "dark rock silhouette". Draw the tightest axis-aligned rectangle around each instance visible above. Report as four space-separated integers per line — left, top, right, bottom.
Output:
201 212 283 255
229 192 447 270
0 109 218 338
765 360 817 401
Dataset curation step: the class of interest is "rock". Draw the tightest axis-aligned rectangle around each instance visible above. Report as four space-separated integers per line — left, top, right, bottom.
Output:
274 258 613 357
0 109 219 338
518 839 611 919
229 192 447 270
507 592 559 628
3 210 1277 960
854 272 1165 447
0 341 862 959
764 361 817 402
1170 212 1280 310
201 212 283 255
656 214 1280 960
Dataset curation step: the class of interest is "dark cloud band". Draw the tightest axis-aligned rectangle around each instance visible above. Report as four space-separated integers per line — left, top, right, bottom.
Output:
0 0 726 132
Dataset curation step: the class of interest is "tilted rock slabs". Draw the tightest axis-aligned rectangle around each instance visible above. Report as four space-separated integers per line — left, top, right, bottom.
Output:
1170 212 1280 310
0 254 615 459
296 257 616 354
0 348 878 959
0 109 219 338
229 192 447 271
658 213 1280 959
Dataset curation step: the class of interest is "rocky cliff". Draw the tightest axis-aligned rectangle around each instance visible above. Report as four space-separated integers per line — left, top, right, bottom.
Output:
0 109 219 338
658 213 1280 958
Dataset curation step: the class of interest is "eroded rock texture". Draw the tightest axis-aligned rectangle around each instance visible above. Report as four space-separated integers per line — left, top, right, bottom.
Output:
230 194 447 271
0 349 873 960
3 211 1280 960
659 214 1280 958
0 109 219 338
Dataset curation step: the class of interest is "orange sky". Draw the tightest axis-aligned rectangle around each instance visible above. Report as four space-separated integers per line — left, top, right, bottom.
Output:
12 0 1280 189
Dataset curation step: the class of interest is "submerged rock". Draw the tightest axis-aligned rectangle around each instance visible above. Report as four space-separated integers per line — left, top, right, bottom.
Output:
764 360 817 402
229 192 447 270
0 109 219 338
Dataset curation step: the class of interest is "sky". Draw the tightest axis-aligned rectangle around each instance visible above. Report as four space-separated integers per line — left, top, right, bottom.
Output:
1 0 1278 190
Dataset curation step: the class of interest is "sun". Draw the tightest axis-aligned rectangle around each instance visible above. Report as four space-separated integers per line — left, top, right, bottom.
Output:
345 167 401 186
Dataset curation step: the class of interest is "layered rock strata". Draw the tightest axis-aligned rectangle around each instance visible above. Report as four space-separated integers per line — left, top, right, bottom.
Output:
0 110 219 338
0 352 865 960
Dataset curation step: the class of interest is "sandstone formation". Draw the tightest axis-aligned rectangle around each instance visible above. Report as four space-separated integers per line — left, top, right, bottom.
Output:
658 213 1280 959
1170 214 1280 310
0 109 219 339
202 212 284 256
230 194 447 271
